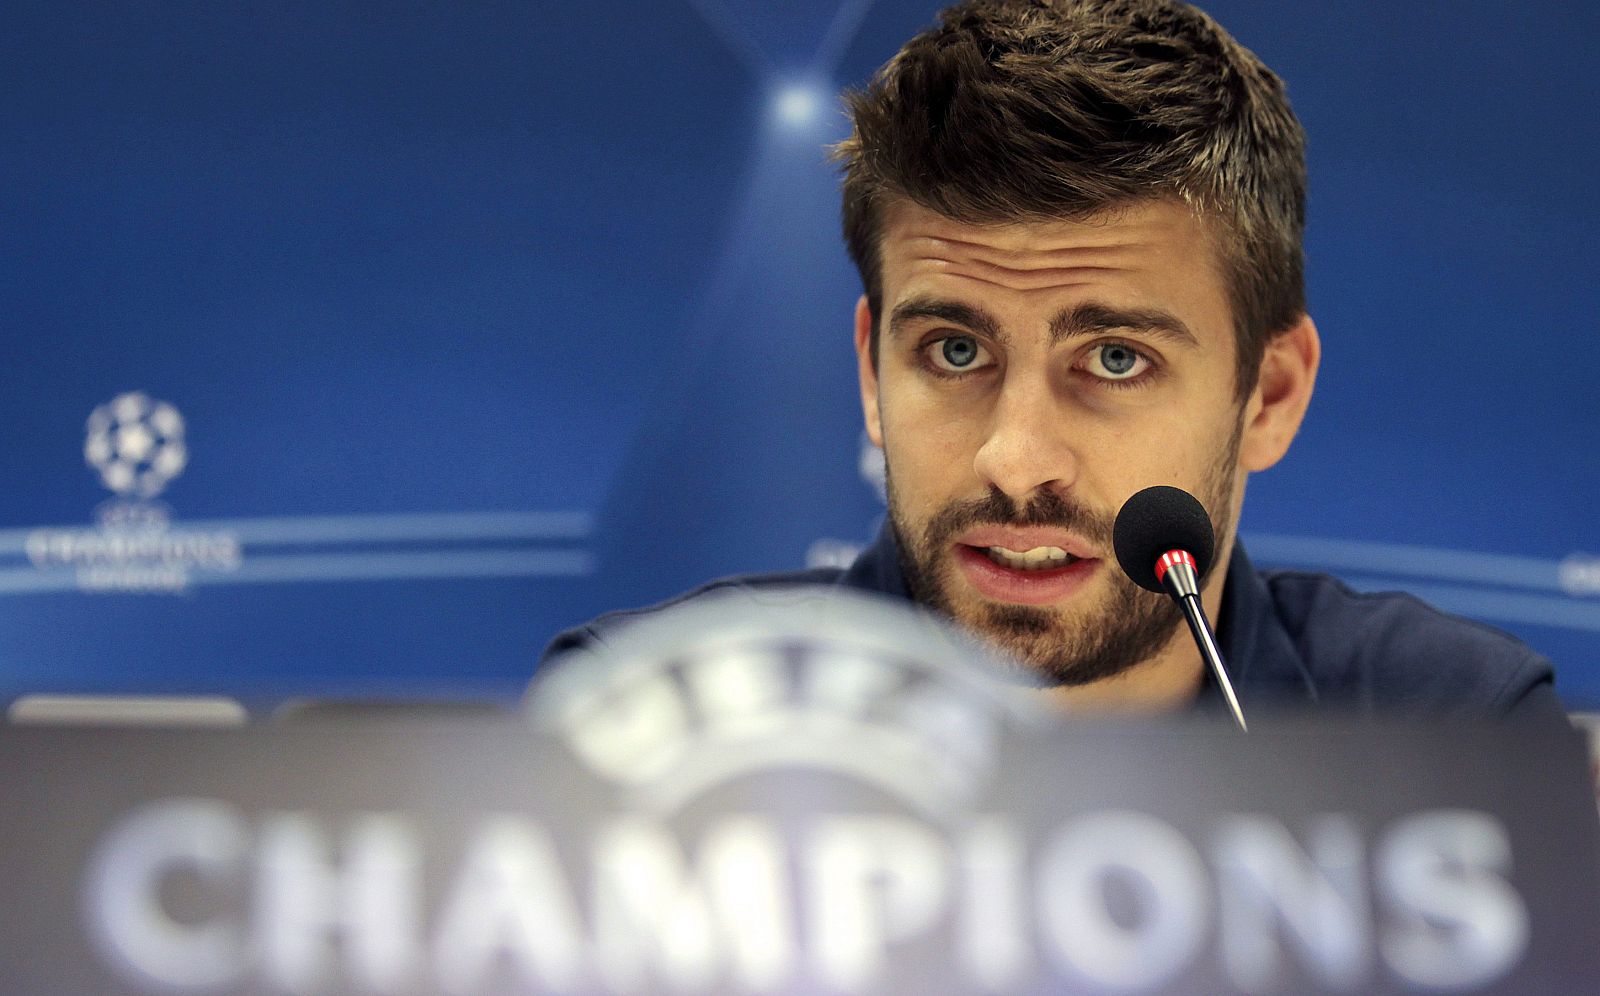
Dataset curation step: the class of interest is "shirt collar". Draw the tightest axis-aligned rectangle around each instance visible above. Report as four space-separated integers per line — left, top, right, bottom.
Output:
840 520 912 601
1207 541 1320 708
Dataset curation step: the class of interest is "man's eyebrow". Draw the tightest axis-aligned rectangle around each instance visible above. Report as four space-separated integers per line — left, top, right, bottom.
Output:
1050 302 1199 347
887 297 1007 344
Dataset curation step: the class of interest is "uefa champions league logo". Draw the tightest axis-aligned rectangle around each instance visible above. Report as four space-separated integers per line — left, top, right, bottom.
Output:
84 392 188 500
21 392 239 593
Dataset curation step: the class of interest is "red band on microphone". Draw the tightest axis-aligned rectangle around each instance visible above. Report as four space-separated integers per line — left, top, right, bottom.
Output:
1153 548 1197 585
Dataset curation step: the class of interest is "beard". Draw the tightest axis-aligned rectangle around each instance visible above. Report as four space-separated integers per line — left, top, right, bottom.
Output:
886 424 1241 688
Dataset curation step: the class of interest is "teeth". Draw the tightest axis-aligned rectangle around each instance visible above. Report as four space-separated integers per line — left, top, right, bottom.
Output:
985 546 1075 571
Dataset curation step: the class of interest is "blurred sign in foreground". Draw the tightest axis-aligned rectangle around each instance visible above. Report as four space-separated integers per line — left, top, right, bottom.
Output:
3 590 1598 993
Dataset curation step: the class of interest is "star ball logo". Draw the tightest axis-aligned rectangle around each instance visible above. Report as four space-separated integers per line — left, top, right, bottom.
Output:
23 392 241 594
84 391 189 500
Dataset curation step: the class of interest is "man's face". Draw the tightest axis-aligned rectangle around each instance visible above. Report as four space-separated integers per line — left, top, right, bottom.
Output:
857 199 1248 687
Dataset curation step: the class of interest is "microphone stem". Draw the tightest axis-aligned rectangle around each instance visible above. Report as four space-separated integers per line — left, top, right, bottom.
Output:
1177 594 1247 732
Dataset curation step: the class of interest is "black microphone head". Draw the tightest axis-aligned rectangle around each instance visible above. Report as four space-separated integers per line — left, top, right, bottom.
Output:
1113 486 1216 593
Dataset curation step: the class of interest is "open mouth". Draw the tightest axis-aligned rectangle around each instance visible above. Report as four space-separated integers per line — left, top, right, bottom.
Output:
954 543 1097 605
975 545 1083 572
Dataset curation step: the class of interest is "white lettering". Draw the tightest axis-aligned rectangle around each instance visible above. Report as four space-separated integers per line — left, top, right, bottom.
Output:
959 817 1030 992
255 813 422 994
1038 810 1208 990
82 799 250 990
681 641 789 741
1215 815 1369 991
806 815 950 991
802 648 898 718
564 673 691 784
1377 811 1529 988
591 816 794 993
431 817 583 994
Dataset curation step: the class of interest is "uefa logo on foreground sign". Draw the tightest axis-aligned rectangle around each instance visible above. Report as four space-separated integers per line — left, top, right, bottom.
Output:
23 392 241 593
531 588 1035 820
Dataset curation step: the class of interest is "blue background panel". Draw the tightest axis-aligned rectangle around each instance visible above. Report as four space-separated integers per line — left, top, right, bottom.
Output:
3 1 1597 707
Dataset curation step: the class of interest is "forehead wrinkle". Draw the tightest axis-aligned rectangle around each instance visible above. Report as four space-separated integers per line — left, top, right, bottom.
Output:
907 233 1152 268
920 269 1109 294
881 196 1218 278
916 255 1130 292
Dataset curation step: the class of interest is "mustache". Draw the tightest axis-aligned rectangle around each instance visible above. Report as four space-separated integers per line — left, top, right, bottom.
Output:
922 488 1116 551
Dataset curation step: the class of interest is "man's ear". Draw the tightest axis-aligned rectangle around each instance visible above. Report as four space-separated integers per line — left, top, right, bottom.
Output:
855 295 884 448
1239 314 1320 472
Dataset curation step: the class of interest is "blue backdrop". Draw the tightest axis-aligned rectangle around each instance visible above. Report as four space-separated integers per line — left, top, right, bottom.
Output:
4 1 1598 708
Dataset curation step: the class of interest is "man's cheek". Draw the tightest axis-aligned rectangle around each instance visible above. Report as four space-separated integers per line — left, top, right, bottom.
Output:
886 412 967 478
906 406 982 464
899 445 967 518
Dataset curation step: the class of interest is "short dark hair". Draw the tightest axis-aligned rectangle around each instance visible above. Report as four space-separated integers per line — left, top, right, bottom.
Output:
835 0 1307 398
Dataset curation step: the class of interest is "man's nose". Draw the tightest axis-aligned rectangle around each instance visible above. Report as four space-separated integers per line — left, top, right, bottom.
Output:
971 372 1079 502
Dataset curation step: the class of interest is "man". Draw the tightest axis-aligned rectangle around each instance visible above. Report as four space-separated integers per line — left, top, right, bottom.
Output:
543 0 1560 721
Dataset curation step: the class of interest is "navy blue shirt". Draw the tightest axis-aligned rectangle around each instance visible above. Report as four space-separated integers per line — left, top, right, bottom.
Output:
541 526 1563 722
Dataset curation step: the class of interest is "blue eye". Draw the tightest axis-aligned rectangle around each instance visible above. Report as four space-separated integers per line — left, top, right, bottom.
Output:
1101 345 1136 374
943 337 979 367
927 335 993 374
1085 343 1150 381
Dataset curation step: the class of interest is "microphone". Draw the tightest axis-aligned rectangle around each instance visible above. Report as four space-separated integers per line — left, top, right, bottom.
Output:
1113 486 1247 731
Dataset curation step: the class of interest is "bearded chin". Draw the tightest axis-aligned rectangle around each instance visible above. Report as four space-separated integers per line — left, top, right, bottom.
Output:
883 424 1239 688
895 530 1187 687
